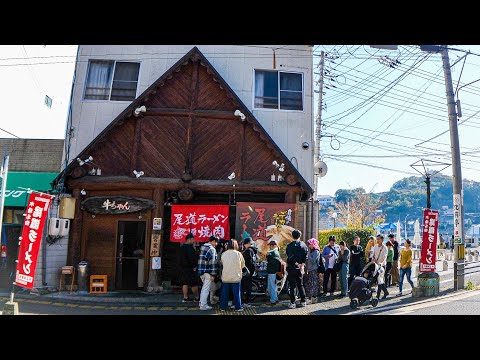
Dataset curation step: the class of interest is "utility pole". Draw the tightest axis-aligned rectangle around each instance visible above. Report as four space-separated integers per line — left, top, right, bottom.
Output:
311 50 325 239
441 46 465 289
0 152 10 245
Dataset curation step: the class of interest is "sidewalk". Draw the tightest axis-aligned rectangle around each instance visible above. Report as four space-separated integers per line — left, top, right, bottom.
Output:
0 257 472 312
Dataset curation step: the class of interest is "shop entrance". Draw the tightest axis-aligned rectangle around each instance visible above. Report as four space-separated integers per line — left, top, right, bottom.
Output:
116 221 146 290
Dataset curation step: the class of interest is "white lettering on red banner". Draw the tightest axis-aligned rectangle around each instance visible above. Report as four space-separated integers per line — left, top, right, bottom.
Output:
15 192 52 289
420 209 439 273
170 205 230 242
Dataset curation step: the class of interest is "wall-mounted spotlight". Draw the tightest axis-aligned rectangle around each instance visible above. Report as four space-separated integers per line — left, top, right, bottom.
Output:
228 172 235 180
133 170 145 178
77 156 101 175
80 189 87 196
134 105 147 117
234 109 246 121
76 158 85 166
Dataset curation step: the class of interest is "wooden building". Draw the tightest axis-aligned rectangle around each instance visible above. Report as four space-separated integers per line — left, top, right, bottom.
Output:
54 47 313 291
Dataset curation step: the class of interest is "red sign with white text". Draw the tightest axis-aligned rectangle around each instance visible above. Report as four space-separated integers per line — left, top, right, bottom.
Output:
15 192 52 289
170 205 230 242
419 209 439 273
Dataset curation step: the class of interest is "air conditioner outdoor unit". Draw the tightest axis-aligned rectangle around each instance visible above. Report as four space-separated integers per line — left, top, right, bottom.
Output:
48 218 60 236
59 219 70 237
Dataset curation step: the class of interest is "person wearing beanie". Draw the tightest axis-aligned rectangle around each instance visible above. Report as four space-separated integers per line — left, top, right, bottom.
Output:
285 229 308 309
241 235 257 306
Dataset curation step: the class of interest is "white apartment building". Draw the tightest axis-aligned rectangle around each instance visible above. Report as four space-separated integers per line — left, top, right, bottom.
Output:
65 45 314 187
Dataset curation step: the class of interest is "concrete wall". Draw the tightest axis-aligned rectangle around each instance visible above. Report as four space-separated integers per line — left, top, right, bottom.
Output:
66 45 314 187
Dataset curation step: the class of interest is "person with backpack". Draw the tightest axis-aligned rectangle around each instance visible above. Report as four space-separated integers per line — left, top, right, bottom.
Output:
305 238 321 304
321 235 340 296
266 239 282 305
286 229 308 309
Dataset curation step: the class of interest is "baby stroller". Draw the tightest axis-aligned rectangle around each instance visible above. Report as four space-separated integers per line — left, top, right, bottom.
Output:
348 262 380 309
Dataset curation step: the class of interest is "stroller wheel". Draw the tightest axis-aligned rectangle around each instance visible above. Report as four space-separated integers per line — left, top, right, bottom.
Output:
350 299 358 309
370 298 379 307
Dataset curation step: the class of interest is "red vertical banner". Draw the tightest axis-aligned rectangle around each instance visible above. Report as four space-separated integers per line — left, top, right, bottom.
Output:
170 205 230 242
15 192 52 289
419 209 439 273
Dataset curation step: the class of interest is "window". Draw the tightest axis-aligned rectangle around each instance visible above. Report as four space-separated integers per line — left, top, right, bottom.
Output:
84 60 140 101
254 70 303 111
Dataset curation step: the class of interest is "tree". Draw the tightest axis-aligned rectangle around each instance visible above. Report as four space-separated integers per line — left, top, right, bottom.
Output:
334 192 384 229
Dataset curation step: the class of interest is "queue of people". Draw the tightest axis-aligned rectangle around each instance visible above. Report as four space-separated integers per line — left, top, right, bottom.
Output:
178 230 415 311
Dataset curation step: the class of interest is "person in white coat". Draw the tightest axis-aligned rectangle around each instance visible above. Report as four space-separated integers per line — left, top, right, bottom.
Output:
372 234 389 299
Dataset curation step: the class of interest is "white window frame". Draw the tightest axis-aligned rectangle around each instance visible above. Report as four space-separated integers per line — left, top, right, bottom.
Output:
83 59 142 102
253 69 304 112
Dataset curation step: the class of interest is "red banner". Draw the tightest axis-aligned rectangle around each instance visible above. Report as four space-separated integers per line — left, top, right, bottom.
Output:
170 205 230 242
420 209 439 273
15 192 53 289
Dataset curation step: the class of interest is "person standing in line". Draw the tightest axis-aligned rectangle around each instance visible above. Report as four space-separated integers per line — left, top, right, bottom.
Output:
397 239 415 296
348 236 364 288
266 239 282 305
372 234 389 299
179 233 200 303
365 236 375 263
321 235 339 296
219 239 245 312
197 236 218 310
285 229 308 309
338 241 350 297
305 238 321 304
385 241 394 287
241 236 257 306
388 233 400 286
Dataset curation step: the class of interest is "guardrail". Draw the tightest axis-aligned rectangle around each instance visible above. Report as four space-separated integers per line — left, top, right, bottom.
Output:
454 261 480 290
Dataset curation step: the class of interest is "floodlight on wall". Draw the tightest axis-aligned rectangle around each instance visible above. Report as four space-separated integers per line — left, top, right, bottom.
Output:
133 170 145 178
76 158 85 166
228 172 235 180
77 156 101 175
134 105 147 117
234 109 246 121
80 189 87 196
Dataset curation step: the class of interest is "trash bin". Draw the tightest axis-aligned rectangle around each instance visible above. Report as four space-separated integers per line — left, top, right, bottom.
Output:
77 261 88 294
418 272 439 297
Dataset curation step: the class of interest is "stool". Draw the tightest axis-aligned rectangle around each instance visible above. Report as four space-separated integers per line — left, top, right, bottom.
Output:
90 275 108 294
59 266 75 292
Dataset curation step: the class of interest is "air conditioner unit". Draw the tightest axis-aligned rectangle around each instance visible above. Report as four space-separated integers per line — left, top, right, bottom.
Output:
48 218 60 236
59 219 70 237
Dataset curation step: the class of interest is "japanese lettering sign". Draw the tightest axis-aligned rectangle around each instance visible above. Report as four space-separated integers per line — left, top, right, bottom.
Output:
170 205 230 242
15 192 52 289
419 209 439 273
453 194 463 244
81 196 156 214
235 202 297 256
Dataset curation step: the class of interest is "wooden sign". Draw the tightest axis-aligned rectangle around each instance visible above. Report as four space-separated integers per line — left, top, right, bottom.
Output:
150 232 161 256
81 196 156 214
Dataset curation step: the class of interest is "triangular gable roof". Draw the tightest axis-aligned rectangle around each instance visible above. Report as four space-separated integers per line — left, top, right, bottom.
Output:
54 47 313 194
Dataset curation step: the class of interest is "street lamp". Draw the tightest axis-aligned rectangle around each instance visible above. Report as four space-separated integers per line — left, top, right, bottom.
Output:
410 159 450 210
330 212 338 229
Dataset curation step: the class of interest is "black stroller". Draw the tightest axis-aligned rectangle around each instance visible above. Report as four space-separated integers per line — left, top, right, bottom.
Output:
348 262 380 309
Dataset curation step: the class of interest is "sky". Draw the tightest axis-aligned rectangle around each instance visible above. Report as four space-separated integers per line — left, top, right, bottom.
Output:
313 45 480 197
1 44 479 200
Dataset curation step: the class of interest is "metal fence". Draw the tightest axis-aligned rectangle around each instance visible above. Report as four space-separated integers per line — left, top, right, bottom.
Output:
454 261 480 290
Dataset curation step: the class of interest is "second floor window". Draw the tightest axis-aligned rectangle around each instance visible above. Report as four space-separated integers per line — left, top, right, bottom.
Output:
84 60 140 101
254 70 303 111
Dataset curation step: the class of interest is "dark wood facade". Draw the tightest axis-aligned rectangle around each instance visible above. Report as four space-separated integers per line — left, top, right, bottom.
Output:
57 47 313 290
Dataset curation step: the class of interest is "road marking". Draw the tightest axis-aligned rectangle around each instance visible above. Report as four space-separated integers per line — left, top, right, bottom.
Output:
65 303 78 308
133 306 147 311
160 306 173 311
147 307 159 311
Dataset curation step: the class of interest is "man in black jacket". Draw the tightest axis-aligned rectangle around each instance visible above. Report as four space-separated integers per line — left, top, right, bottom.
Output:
285 229 308 309
242 237 257 306
348 236 364 288
179 233 200 302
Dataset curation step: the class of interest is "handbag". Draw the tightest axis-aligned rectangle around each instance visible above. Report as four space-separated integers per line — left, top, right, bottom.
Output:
275 259 286 280
242 267 250 277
